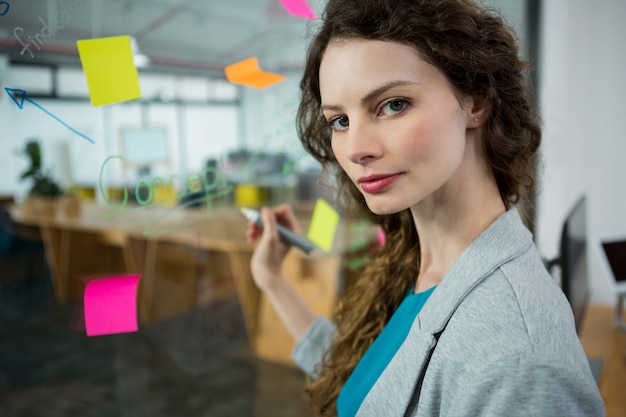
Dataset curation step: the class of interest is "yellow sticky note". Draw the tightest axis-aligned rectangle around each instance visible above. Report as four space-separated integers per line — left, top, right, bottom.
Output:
307 198 340 252
224 57 286 89
77 36 142 107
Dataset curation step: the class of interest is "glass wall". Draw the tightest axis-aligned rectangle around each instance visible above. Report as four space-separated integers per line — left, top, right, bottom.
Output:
0 1 532 415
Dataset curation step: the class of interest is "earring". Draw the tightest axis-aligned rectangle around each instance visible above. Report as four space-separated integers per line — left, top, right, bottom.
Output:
473 117 479 122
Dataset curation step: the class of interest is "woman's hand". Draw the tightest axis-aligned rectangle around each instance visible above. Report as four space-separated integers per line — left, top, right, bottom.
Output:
244 204 316 342
245 204 303 291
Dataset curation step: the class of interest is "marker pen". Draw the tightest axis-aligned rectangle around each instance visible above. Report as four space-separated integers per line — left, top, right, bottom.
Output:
240 207 316 254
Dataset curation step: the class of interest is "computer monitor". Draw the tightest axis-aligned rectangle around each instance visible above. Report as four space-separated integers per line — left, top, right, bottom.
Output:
119 126 169 167
559 196 589 335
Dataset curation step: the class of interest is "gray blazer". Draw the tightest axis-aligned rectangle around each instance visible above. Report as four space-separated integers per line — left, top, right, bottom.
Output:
292 208 605 416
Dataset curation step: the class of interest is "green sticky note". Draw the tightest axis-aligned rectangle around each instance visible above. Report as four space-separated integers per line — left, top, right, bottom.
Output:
77 36 142 107
307 198 340 252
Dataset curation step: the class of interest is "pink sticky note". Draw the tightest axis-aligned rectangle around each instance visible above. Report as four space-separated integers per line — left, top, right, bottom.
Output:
84 275 141 336
378 226 386 247
279 0 317 20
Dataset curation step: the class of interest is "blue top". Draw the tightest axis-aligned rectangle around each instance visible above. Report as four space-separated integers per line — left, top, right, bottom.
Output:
337 285 437 417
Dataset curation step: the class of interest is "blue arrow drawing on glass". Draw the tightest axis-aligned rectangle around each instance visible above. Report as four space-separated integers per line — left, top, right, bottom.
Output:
4 87 95 144
0 2 10 17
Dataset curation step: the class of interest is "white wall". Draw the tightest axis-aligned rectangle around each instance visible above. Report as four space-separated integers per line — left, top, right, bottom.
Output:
537 0 626 305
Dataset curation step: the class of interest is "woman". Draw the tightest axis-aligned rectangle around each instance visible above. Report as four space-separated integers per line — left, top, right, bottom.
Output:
245 0 604 416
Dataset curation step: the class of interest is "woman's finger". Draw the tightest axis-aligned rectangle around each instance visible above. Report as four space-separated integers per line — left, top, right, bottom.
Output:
272 204 302 235
260 207 279 244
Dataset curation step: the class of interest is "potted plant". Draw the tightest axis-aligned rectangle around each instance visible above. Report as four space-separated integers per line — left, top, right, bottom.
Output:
20 140 64 217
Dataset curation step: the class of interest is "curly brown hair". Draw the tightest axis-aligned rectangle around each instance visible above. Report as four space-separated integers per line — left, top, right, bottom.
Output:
295 0 541 415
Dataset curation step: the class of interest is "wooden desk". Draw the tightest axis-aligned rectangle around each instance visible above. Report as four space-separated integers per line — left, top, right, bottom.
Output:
9 199 377 364
579 304 626 417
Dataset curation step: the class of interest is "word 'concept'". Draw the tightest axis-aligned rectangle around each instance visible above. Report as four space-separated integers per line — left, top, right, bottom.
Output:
99 155 233 237
99 123 303 237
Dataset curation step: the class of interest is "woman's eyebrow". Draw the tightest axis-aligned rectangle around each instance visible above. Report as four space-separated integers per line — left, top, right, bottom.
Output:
321 80 417 112
361 80 416 105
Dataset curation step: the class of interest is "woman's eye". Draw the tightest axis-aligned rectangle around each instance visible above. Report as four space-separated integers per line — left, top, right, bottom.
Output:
381 99 408 116
328 116 349 131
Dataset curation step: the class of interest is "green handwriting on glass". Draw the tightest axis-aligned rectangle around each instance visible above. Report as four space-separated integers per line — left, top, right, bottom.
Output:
98 110 307 237
99 155 233 236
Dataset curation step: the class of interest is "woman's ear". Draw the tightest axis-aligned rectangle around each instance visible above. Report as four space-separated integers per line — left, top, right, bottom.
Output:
466 96 490 128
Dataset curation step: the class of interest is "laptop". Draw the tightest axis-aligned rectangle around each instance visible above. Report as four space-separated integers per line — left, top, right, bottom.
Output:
596 234 626 342
596 235 626 294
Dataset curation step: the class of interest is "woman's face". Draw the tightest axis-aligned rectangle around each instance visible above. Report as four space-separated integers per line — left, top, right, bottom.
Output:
319 39 480 215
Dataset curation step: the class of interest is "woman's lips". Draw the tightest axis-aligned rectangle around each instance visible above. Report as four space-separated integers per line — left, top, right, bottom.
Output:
359 173 403 193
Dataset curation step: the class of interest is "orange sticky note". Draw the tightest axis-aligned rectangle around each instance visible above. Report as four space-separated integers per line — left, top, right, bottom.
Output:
307 198 340 252
77 35 142 106
84 275 141 336
224 57 286 89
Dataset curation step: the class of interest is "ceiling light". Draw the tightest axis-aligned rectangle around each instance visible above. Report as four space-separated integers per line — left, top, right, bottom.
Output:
129 36 150 68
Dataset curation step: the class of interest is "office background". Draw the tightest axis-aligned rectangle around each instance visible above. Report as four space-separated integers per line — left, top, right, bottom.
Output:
0 0 625 416
536 0 626 306
1 0 623 305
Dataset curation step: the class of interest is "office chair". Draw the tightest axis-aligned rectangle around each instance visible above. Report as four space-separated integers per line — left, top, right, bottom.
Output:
0 208 47 317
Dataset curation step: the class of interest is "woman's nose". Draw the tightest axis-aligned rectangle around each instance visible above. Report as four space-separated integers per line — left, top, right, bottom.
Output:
343 120 383 163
